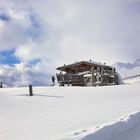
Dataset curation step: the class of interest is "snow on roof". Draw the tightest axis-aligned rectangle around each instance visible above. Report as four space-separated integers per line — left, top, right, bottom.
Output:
57 61 114 71
77 71 91 75
83 74 92 77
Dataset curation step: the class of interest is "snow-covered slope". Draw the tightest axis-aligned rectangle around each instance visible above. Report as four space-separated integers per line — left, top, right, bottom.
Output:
0 85 140 140
113 59 140 70
74 111 140 140
123 75 140 84
112 59 140 80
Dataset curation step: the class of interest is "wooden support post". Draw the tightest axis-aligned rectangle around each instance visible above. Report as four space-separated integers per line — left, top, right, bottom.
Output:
29 85 33 96
91 67 95 86
100 67 104 86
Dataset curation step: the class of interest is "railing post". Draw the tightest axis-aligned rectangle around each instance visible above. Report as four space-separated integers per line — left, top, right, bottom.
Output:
91 67 95 86
29 85 33 96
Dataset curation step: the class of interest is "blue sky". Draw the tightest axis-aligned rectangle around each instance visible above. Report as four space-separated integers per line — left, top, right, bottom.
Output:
0 49 41 65
0 49 20 64
0 0 140 86
0 12 16 65
0 8 42 65
0 12 10 21
1 0 140 64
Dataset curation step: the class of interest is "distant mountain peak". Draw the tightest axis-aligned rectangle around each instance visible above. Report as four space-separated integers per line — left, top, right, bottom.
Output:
113 58 140 70
112 58 140 78
134 59 140 66
112 62 134 70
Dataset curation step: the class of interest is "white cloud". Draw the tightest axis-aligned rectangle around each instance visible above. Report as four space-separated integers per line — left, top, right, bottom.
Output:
0 20 5 31
1 0 140 63
15 41 36 61
0 61 54 87
25 0 140 64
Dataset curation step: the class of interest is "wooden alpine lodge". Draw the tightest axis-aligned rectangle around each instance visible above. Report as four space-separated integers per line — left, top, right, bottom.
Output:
56 60 119 86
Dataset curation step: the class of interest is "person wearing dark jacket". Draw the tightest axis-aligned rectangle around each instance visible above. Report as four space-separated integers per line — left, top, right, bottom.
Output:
52 76 55 86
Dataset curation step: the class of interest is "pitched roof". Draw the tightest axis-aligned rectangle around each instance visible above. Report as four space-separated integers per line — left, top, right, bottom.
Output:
57 61 114 71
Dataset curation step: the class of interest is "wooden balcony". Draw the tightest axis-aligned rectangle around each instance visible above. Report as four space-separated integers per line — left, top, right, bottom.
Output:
56 74 84 86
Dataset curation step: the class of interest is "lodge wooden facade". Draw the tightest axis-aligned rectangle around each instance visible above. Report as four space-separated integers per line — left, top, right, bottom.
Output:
56 61 119 86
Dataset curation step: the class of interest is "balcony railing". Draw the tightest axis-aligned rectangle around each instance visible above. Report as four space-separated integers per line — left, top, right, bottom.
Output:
56 74 84 83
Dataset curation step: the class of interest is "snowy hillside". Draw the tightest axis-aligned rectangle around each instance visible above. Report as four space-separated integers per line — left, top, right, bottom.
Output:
74 111 140 140
0 84 140 140
123 75 140 84
113 59 140 69
112 59 140 79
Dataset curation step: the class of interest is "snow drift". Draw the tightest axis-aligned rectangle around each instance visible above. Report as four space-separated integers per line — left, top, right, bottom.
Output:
73 111 140 140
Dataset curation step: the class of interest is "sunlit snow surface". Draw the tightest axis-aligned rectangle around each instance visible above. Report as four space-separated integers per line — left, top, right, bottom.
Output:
70 111 140 140
123 76 140 84
0 84 140 140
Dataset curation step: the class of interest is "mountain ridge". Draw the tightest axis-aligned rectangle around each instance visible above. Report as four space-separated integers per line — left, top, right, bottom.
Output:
112 59 140 78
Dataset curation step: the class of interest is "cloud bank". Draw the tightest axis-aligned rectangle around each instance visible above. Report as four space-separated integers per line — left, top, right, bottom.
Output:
0 0 140 86
0 61 52 87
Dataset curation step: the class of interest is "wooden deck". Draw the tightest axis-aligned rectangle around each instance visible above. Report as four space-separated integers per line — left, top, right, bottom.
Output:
56 74 84 86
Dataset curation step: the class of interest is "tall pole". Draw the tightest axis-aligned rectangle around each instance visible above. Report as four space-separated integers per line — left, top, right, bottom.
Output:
29 85 33 96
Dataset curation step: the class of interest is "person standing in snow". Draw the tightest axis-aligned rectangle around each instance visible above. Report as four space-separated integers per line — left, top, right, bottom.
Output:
52 76 55 86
